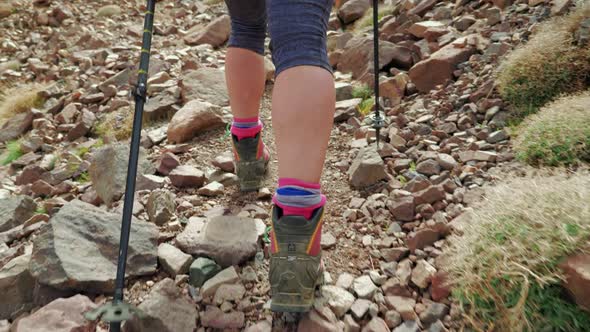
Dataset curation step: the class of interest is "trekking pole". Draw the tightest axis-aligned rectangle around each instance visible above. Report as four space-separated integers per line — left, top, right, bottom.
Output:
84 0 156 330
372 0 384 147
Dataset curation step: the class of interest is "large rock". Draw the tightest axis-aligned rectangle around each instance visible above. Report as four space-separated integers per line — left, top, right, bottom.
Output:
30 200 158 293
88 144 153 206
338 37 411 80
560 253 590 311
0 254 35 320
0 195 36 232
124 279 198 332
348 147 387 188
338 0 370 24
176 216 258 267
169 165 206 188
11 295 97 332
0 111 33 143
184 15 230 47
180 68 229 106
409 36 477 92
167 100 225 143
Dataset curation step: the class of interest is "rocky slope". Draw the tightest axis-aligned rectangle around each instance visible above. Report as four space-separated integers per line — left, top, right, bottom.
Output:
0 0 587 331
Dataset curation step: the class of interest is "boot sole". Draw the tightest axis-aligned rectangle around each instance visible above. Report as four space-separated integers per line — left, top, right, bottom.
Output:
236 159 268 192
270 267 324 313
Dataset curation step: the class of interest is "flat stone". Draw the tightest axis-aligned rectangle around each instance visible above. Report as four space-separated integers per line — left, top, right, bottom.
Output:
167 99 225 143
200 306 245 329
411 259 437 289
11 295 97 332
321 285 355 318
184 15 230 47
176 216 258 268
392 321 420 332
385 296 416 321
89 144 153 206
407 228 441 252
297 308 340 332
157 152 180 176
125 278 198 332
214 283 246 304
169 165 206 188
336 272 355 290
352 275 378 299
0 254 35 320
387 196 415 222
362 317 390 332
29 200 158 293
200 266 240 298
0 195 36 233
198 181 225 197
350 298 372 320
180 68 229 106
158 243 192 277
212 151 235 173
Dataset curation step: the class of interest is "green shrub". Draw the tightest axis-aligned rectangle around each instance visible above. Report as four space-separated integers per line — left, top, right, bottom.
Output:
496 3 590 121
444 175 590 331
513 91 590 166
1 140 23 165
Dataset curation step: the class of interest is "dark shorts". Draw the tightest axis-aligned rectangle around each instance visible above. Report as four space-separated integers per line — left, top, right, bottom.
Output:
224 0 334 76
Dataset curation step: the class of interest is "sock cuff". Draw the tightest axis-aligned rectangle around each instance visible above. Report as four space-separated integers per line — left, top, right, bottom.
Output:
231 123 263 137
272 194 327 210
278 178 321 189
233 116 260 123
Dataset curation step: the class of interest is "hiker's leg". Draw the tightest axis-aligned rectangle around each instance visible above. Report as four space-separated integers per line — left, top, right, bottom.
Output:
267 0 334 313
225 0 270 191
224 0 266 119
269 0 335 185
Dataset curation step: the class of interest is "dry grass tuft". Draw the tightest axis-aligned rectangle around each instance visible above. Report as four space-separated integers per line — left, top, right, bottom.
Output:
354 5 394 31
0 83 47 126
496 3 590 121
445 175 590 331
513 91 590 167
93 107 135 141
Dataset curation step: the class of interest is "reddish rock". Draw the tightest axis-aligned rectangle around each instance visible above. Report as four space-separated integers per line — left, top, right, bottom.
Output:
413 185 445 206
379 73 409 105
387 196 415 222
184 15 231 47
431 271 451 301
0 111 34 143
31 180 54 197
338 37 413 80
409 37 477 93
167 100 225 143
407 228 440 251
12 295 97 332
15 165 45 186
408 0 438 17
560 253 590 311
201 306 245 329
337 0 370 24
297 307 340 332
169 165 206 188
158 152 181 176
407 21 445 38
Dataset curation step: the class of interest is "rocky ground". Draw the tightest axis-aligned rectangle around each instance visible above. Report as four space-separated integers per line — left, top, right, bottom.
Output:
0 0 586 331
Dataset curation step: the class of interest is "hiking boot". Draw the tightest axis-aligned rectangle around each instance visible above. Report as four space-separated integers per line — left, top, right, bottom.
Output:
232 133 269 192
269 205 325 313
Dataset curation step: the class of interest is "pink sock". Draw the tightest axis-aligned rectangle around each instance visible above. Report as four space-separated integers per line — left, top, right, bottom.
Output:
273 178 326 220
231 117 262 140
